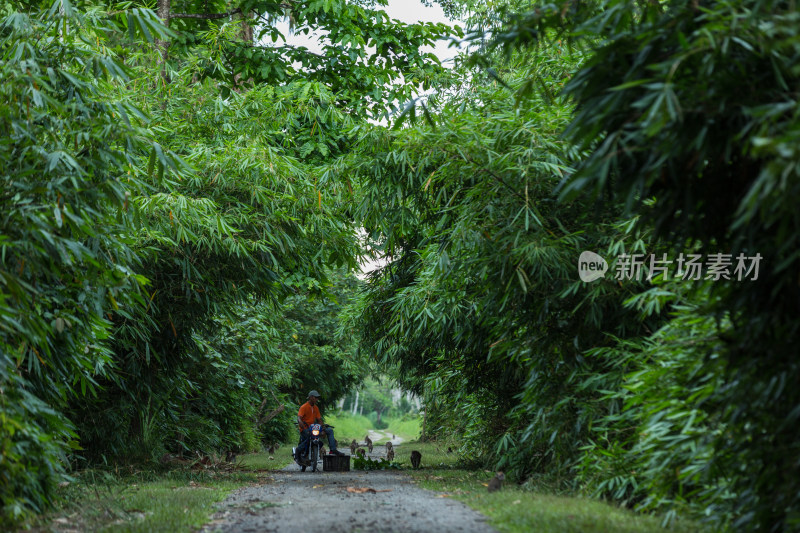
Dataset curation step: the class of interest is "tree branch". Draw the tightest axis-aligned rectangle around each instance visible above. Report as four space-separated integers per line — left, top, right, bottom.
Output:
257 404 285 426
171 8 242 19
171 4 294 20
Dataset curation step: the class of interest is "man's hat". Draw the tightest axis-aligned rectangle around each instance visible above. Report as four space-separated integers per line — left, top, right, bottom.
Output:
308 390 321 397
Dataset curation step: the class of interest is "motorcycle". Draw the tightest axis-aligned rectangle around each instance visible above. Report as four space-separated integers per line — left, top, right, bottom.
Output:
293 423 333 472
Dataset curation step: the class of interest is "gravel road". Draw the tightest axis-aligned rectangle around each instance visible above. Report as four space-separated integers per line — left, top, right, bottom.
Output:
202 446 496 533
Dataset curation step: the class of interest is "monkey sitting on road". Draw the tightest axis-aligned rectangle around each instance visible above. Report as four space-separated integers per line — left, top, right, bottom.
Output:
387 449 395 462
487 471 505 493
350 439 357 454
385 441 393 452
410 450 421 469
368 440 373 453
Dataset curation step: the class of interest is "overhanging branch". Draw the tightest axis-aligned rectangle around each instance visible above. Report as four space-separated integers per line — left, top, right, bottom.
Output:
171 9 242 19
171 4 294 20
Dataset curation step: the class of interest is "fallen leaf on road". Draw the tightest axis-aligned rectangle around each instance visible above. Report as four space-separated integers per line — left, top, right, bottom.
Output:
346 487 393 494
347 487 375 493
313 485 324 489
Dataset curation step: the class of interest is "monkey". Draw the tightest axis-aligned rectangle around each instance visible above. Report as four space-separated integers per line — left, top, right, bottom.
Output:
225 450 237 463
387 449 395 462
268 444 275 455
392 434 395 439
368 441 373 453
365 435 372 448
350 439 357 455
385 441 393 452
410 450 421 469
356 448 366 458
364 433 370 442
487 471 505 493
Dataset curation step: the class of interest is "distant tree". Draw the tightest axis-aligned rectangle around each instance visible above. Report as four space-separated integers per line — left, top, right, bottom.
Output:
357 378 394 426
146 0 457 119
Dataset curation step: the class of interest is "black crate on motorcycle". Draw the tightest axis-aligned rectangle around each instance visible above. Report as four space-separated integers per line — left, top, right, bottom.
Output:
322 454 350 472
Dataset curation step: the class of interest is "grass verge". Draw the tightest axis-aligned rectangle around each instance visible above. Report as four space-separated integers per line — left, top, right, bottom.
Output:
26 447 295 533
383 416 421 442
325 412 374 444
399 441 702 533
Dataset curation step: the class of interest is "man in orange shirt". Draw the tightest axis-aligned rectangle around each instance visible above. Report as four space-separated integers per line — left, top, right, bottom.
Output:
297 390 344 461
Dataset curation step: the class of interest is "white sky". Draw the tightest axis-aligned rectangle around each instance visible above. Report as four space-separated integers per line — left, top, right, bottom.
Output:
272 0 462 67
379 0 461 65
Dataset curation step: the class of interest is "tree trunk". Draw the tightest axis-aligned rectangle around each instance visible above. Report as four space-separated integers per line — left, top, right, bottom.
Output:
236 10 254 43
231 10 254 91
155 0 171 83
256 404 285 427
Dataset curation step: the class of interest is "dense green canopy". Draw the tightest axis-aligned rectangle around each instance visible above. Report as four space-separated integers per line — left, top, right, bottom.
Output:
2 0 799 531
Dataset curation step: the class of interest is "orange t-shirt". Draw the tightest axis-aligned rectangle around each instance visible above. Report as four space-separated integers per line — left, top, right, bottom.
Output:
298 402 321 431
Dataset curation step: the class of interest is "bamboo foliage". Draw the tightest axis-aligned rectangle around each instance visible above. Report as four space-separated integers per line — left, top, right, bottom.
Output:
1 0 447 524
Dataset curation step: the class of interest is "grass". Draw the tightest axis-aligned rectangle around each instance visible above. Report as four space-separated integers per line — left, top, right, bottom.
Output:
325 412 374 443
383 415 421 442
325 411 422 445
238 443 294 470
398 441 703 533
27 450 289 533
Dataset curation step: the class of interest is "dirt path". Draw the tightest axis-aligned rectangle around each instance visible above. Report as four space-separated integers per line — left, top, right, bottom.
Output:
202 446 495 533
367 429 404 445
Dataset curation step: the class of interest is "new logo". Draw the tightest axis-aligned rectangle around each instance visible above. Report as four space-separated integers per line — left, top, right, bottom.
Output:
578 251 608 282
